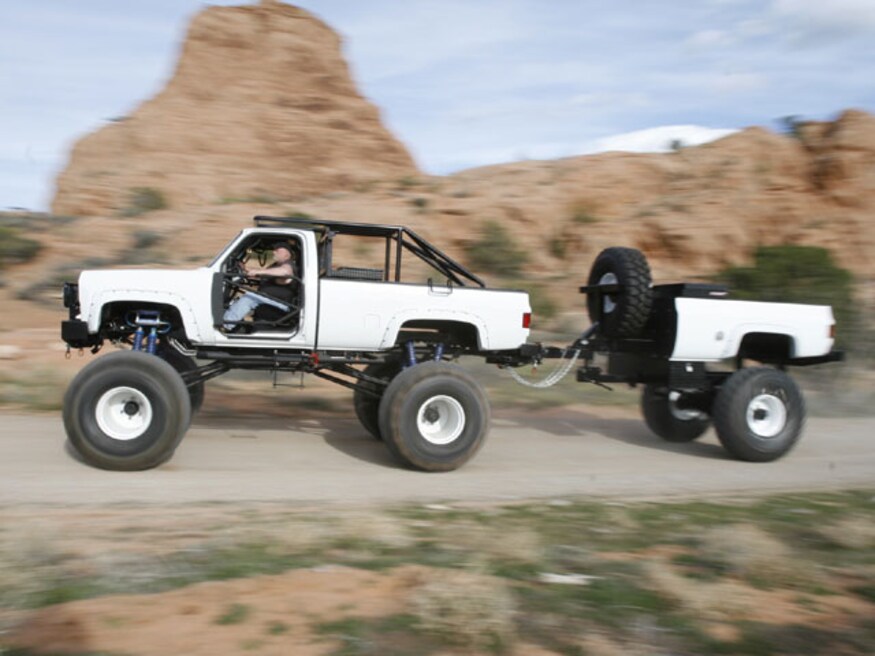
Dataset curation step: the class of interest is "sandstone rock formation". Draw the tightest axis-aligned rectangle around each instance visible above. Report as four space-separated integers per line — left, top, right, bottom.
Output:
43 1 875 311
51 0 418 216
431 108 875 284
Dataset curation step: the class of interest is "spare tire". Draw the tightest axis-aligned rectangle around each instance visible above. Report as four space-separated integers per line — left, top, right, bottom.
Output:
586 247 653 337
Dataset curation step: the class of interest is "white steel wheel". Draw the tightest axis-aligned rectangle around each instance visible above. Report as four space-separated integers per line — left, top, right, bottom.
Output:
63 350 191 471
95 386 154 441
745 393 788 439
598 272 619 314
416 395 466 445
713 367 805 463
641 384 711 443
378 361 490 472
668 391 706 422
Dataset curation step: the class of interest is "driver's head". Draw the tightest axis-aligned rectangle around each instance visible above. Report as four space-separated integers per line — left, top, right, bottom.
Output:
271 242 293 260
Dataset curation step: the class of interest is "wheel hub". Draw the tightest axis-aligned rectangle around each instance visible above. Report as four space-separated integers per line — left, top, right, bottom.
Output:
668 390 706 421
95 386 153 441
745 394 787 438
598 272 618 314
416 395 465 445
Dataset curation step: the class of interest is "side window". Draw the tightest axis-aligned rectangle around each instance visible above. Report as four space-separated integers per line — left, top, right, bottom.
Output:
223 235 302 276
321 234 386 281
320 232 446 284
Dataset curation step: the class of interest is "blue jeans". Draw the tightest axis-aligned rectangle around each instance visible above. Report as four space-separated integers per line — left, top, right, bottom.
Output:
223 292 289 331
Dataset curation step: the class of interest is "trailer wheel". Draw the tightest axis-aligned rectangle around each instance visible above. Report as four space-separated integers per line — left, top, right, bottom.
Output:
353 361 402 440
378 362 490 471
63 351 191 470
159 348 204 415
587 247 653 337
713 368 805 462
641 385 711 442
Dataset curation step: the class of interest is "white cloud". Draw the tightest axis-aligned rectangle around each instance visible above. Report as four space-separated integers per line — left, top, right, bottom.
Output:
685 29 735 48
772 0 875 43
584 125 739 154
711 72 768 94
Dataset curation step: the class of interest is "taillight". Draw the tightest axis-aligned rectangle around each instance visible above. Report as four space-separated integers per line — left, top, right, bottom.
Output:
829 324 836 339
522 312 532 329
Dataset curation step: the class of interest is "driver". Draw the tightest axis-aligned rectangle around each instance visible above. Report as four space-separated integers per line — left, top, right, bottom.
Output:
222 241 297 332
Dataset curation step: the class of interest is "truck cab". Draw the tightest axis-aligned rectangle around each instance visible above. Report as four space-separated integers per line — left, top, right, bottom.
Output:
63 216 532 356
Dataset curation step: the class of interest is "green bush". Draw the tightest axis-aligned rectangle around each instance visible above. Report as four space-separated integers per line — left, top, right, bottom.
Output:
715 245 855 344
120 187 167 217
465 221 528 278
0 226 41 269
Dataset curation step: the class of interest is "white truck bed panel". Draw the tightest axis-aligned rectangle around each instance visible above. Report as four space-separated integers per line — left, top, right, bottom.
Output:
672 298 835 361
317 279 530 351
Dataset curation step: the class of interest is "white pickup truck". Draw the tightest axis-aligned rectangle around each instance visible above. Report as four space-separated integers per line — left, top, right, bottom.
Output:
61 216 841 472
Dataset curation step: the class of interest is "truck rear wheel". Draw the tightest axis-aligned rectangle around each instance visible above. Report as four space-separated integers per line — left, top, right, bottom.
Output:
353 361 401 440
641 384 711 442
712 368 805 462
63 351 191 471
587 247 653 337
378 362 490 471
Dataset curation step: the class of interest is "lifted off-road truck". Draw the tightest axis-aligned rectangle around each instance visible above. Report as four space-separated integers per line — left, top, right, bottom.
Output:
61 216 842 471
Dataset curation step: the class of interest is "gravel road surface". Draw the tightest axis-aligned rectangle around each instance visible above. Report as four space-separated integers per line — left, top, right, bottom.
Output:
1 409 872 506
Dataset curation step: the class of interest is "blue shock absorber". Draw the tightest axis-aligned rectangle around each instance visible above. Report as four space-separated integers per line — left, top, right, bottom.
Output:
146 327 158 354
434 342 445 362
405 340 417 368
133 325 145 351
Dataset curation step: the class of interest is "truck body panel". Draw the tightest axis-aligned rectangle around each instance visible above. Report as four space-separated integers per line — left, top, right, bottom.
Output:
672 298 835 362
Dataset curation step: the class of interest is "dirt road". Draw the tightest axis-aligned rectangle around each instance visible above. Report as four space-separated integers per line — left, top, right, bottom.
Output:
2 407 872 506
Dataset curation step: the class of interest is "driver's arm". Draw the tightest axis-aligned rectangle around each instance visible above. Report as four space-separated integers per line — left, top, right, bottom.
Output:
245 262 293 278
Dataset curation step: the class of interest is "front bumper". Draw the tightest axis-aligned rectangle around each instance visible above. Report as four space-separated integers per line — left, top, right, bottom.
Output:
61 319 100 349
61 282 100 349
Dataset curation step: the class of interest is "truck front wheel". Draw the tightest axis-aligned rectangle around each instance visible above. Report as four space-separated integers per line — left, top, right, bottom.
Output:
712 368 805 462
378 362 490 471
63 351 191 470
641 385 711 442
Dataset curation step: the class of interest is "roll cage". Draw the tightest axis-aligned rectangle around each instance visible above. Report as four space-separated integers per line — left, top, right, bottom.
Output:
253 215 486 288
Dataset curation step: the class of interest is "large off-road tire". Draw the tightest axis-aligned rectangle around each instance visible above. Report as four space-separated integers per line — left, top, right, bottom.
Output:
586 247 653 337
63 351 192 471
378 362 490 472
353 361 402 440
641 384 711 442
712 368 805 462
159 348 204 415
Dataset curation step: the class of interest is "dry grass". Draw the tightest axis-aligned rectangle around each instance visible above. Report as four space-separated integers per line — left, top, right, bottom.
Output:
411 567 517 650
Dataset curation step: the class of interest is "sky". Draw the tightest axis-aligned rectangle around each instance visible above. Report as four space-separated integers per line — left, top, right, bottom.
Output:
1 0 873 212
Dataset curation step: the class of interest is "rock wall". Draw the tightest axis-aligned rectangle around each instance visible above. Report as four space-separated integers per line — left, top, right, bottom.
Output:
51 0 418 216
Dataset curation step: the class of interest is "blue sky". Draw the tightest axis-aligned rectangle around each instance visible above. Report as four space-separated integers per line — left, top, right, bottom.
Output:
1 0 873 211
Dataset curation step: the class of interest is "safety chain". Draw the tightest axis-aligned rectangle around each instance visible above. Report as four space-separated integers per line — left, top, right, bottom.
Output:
506 349 581 389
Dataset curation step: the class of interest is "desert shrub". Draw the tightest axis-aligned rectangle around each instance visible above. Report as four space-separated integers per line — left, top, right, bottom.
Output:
132 230 162 250
120 187 167 217
284 210 315 220
548 235 567 259
396 176 419 189
714 245 856 345
465 221 528 278
412 569 516 650
513 282 558 323
0 226 41 268
569 202 601 225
